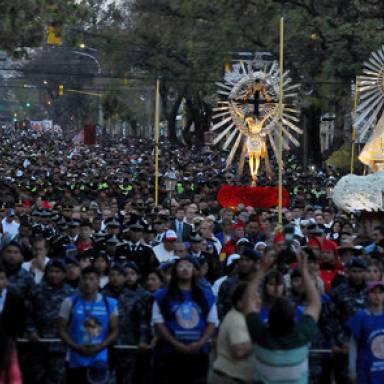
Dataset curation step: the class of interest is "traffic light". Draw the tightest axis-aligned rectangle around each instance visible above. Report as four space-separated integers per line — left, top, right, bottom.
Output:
123 72 128 86
25 102 31 108
59 84 64 96
47 25 62 46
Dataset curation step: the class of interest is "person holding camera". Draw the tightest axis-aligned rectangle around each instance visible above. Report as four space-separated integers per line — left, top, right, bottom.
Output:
244 249 321 384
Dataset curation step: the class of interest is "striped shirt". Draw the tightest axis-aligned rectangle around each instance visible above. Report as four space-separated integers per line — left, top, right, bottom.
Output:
246 313 317 384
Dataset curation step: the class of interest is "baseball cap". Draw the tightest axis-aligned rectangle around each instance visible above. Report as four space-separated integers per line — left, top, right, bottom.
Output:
45 259 67 273
226 253 241 267
241 247 261 262
255 241 267 251
110 263 127 276
189 232 203 243
6 208 15 216
236 238 250 246
347 256 368 270
68 218 81 227
367 281 384 291
163 229 177 242
65 256 80 267
124 261 140 275
129 222 144 231
104 217 121 228
307 223 323 236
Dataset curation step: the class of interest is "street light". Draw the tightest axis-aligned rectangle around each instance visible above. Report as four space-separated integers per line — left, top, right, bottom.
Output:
164 169 177 192
164 169 177 212
72 50 104 131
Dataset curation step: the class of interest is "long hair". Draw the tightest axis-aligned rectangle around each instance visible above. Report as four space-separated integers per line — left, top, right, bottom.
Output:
159 261 209 321
262 269 286 305
0 319 14 384
268 297 296 337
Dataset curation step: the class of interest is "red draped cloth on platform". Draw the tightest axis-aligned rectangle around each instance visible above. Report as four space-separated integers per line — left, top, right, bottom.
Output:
217 185 290 208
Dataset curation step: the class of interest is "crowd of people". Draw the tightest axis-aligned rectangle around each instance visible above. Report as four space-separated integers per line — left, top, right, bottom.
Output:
0 128 383 384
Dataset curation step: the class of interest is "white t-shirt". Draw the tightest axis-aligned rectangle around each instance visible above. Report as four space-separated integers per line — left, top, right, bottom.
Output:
153 243 175 263
213 308 255 383
22 257 50 284
212 276 228 297
1 219 20 239
100 276 109 289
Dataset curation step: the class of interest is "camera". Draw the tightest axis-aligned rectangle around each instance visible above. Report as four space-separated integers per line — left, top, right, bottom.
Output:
277 225 298 265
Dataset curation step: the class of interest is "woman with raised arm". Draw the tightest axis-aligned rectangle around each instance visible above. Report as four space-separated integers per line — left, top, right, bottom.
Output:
244 249 321 384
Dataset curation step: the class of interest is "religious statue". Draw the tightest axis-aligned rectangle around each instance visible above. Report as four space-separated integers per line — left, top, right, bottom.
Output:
211 59 302 185
353 45 384 173
333 45 384 216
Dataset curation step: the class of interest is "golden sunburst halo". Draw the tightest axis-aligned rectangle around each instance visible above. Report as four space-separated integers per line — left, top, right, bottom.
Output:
355 45 384 142
211 58 302 177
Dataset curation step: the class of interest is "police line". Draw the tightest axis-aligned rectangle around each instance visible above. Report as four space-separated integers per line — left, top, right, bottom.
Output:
16 338 331 354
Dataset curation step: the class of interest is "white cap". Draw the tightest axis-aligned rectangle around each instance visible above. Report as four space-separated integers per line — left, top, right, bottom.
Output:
226 253 241 266
254 241 267 250
236 237 250 246
163 229 178 242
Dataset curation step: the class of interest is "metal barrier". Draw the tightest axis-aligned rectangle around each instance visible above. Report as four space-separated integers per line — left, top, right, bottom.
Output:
16 338 139 350
17 338 332 354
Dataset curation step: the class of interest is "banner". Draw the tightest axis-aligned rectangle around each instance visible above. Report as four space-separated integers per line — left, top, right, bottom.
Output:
30 120 53 131
84 124 97 145
217 184 290 208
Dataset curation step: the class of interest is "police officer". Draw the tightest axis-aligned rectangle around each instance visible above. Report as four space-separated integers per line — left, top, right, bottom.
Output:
27 260 74 384
102 264 129 299
2 241 35 299
113 262 150 384
122 223 159 278
330 257 368 383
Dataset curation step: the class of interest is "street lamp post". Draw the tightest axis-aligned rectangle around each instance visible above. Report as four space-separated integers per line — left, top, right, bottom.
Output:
164 169 177 214
72 50 104 132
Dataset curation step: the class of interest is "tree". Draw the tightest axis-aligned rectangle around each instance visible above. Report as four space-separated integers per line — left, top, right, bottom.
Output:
20 46 98 136
91 0 384 161
0 0 87 52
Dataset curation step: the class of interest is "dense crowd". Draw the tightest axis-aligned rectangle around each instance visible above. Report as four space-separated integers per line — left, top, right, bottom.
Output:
0 128 383 384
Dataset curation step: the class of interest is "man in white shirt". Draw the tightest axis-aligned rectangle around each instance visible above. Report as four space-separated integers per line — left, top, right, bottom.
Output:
22 237 50 284
212 253 240 297
1 208 20 239
323 208 334 234
199 220 222 255
184 205 197 228
153 230 177 263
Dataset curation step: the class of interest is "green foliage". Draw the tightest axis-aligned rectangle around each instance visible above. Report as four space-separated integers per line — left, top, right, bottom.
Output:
0 0 87 52
102 0 384 110
326 142 360 171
